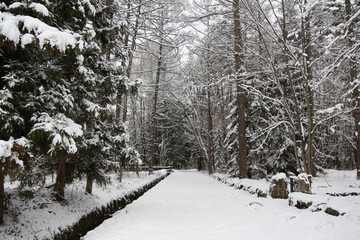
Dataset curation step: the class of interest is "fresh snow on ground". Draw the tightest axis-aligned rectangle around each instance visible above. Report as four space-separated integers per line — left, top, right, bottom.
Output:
214 170 360 214
82 170 360 240
0 170 167 240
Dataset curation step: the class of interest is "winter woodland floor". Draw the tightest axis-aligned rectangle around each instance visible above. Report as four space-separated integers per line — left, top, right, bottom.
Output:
82 170 360 240
0 171 168 239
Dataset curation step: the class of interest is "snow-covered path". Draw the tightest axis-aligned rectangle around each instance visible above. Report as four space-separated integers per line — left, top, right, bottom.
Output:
82 171 359 240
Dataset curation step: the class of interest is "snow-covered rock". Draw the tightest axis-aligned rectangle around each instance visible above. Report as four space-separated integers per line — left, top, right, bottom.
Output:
270 173 289 199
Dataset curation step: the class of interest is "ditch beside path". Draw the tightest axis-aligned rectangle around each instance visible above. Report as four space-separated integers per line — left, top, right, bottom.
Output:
82 170 359 240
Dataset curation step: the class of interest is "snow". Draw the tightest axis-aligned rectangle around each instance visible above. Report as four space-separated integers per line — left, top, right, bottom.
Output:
0 139 13 159
20 33 34 47
213 173 269 195
0 18 20 43
82 170 360 240
297 173 310 183
313 170 360 196
77 54 85 64
0 12 82 51
0 137 28 167
271 172 287 181
82 0 96 15
0 3 7 10
0 171 168 240
31 113 83 154
83 100 102 117
8 2 26 10
29 3 49 17
317 103 343 114
14 136 30 148
78 66 88 74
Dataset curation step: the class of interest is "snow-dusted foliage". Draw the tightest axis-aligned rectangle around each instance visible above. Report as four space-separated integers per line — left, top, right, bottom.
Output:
0 137 29 166
30 113 83 155
0 0 136 224
0 11 82 51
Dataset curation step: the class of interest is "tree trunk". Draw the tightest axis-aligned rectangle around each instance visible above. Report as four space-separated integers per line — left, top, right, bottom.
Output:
207 88 214 174
118 165 123 182
54 154 66 201
85 175 93 195
221 85 228 165
136 163 140 177
161 100 168 166
116 95 122 123
106 0 114 6
122 93 128 123
281 0 305 173
197 145 203 171
0 167 4 224
345 0 360 179
132 98 137 146
122 0 142 123
150 40 164 174
140 96 146 166
233 0 248 178
301 0 316 176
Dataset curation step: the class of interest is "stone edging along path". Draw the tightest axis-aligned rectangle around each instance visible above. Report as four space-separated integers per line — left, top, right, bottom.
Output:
212 174 268 198
52 171 172 240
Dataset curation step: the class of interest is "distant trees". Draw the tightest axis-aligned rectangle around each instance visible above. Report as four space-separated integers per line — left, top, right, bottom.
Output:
124 0 186 171
108 0 359 180
178 0 359 178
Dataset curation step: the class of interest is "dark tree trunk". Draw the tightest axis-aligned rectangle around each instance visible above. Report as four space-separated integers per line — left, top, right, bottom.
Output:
221 85 228 165
86 175 93 195
150 40 163 174
116 95 122 123
207 88 215 174
140 97 147 167
233 0 248 179
345 0 360 179
118 165 123 182
0 168 4 224
304 0 316 176
54 154 66 201
197 146 203 171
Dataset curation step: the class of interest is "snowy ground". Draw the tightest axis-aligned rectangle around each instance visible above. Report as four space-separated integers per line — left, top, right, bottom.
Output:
0 170 167 240
82 170 360 240
214 170 360 216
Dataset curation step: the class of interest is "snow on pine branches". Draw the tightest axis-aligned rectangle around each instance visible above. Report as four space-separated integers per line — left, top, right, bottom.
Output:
0 137 29 167
0 11 83 52
30 113 83 155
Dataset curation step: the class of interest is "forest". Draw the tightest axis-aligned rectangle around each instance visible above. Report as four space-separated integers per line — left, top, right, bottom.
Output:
0 0 359 230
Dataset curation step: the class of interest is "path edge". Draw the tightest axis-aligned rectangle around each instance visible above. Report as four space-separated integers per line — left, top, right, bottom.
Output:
52 171 172 240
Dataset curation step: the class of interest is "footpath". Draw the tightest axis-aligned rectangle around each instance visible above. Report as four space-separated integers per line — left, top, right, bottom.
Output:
82 170 359 240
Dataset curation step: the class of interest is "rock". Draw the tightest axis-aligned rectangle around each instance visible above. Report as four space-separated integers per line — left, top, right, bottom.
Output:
326 192 360 197
269 173 289 199
311 203 326 212
297 173 311 194
289 198 312 209
325 207 340 217
257 190 267 198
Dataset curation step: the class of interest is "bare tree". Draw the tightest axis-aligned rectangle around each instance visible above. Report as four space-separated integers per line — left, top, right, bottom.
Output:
233 0 248 178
